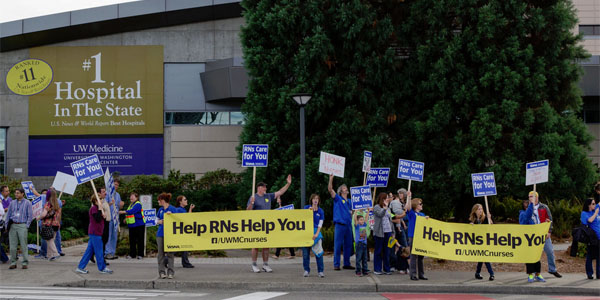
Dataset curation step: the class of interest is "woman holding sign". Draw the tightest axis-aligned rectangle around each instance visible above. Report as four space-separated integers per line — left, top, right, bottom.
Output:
580 198 600 279
406 194 428 281
39 189 61 261
373 192 395 275
469 204 495 281
175 195 195 268
302 194 325 278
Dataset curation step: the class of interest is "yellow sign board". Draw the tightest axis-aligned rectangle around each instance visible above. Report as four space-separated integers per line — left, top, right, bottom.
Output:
29 46 163 135
164 210 314 251
412 217 550 263
6 59 54 96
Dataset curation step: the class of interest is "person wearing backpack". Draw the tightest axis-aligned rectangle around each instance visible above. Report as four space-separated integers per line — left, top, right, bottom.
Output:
581 198 600 279
119 192 145 259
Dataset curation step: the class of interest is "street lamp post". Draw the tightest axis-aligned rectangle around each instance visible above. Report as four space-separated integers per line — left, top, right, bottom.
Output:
292 93 311 208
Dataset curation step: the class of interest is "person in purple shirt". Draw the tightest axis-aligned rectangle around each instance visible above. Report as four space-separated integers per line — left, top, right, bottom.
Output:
328 174 354 271
0 185 11 263
76 195 112 274
580 198 600 279
6 188 33 269
175 195 195 268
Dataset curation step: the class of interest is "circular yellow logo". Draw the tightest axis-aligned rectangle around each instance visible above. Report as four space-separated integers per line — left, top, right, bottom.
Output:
6 58 53 96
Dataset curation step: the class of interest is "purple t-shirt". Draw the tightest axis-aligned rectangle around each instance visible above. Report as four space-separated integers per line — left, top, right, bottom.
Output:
1 195 11 211
88 205 104 236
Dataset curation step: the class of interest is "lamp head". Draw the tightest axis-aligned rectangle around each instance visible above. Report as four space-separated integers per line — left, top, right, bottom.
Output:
292 93 311 106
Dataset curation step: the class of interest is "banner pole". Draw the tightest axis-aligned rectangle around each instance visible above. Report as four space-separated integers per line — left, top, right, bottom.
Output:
408 180 412 193
36 225 39 251
533 183 536 193
484 195 492 224
252 167 257 198
363 172 367 185
144 227 147 256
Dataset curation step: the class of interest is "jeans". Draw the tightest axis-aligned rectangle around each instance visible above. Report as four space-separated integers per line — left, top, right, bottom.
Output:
333 222 353 268
409 237 424 277
544 237 556 273
302 247 323 273
157 237 174 276
355 242 368 274
476 262 494 276
9 224 29 266
78 234 106 271
374 232 391 273
0 240 8 262
105 220 118 256
585 245 599 278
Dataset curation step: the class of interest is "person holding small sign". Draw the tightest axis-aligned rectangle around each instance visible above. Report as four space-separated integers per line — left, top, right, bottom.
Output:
302 194 325 278
119 192 145 259
406 194 429 280
469 204 495 281
38 189 61 261
76 195 112 274
373 193 396 275
328 174 354 271
246 174 292 273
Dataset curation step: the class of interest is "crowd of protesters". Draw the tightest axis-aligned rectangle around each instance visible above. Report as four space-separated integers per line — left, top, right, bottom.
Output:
0 174 598 282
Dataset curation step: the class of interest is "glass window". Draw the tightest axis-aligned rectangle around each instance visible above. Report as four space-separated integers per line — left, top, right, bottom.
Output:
230 112 245 125
580 25 600 36
165 112 207 125
0 128 5 175
205 112 230 125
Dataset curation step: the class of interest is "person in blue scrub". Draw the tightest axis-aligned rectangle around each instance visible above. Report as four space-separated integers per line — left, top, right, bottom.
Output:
175 195 195 268
581 198 600 279
327 174 354 271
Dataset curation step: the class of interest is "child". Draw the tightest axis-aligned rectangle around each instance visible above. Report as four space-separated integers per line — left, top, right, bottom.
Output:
353 210 369 276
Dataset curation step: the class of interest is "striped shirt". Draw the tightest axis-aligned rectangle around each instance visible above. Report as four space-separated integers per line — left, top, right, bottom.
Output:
6 198 33 227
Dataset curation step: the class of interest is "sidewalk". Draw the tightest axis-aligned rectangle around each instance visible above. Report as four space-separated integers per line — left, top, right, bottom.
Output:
0 244 598 296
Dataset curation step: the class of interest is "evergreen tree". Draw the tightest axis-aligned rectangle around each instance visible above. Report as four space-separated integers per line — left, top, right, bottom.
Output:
239 0 597 220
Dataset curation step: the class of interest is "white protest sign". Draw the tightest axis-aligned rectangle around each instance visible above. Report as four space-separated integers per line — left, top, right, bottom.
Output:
362 151 372 172
140 195 153 210
526 160 549 186
51 171 78 195
104 167 118 229
319 151 346 178
21 181 35 199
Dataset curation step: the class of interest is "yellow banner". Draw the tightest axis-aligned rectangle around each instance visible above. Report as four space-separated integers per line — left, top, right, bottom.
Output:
164 210 314 251
412 217 550 263
29 46 163 135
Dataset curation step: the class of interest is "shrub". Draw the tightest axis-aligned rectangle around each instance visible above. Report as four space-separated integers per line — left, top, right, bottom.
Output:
547 198 582 238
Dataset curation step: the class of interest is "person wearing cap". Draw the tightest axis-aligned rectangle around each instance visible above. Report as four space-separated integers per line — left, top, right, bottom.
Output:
246 174 292 273
530 191 561 278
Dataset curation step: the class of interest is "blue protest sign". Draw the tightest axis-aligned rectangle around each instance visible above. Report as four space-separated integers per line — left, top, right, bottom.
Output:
275 204 294 210
21 181 36 199
350 185 373 210
471 172 497 197
397 159 424 182
366 168 390 187
70 154 104 184
144 209 157 227
242 144 269 167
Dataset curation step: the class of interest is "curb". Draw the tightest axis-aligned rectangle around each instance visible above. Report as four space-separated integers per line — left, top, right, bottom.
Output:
54 279 600 296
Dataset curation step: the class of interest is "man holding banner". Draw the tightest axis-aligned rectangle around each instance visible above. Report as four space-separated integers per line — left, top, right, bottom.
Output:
328 174 354 271
246 174 292 273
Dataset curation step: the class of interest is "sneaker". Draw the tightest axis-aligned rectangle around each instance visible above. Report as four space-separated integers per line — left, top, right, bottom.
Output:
251 265 261 273
160 273 166 279
303 271 309 277
34 254 47 259
167 274 173 279
356 272 362 276
534 275 546 282
384 272 393 275
398 270 407 274
528 274 535 283
75 268 88 274
49 256 60 261
318 272 324 278
99 268 113 274
136 256 143 260
489 275 495 281
475 273 483 280
262 265 273 273
126 256 133 259
362 272 369 276
390 267 396 272
373 271 383 275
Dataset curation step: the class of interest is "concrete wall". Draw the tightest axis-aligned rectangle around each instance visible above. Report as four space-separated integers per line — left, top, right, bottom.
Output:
575 0 600 55
0 17 245 184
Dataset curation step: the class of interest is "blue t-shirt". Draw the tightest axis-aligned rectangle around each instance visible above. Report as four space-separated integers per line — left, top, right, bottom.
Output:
332 194 352 225
157 204 178 237
355 223 368 244
247 193 275 210
407 209 425 238
175 206 187 213
581 204 600 240
304 205 324 229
